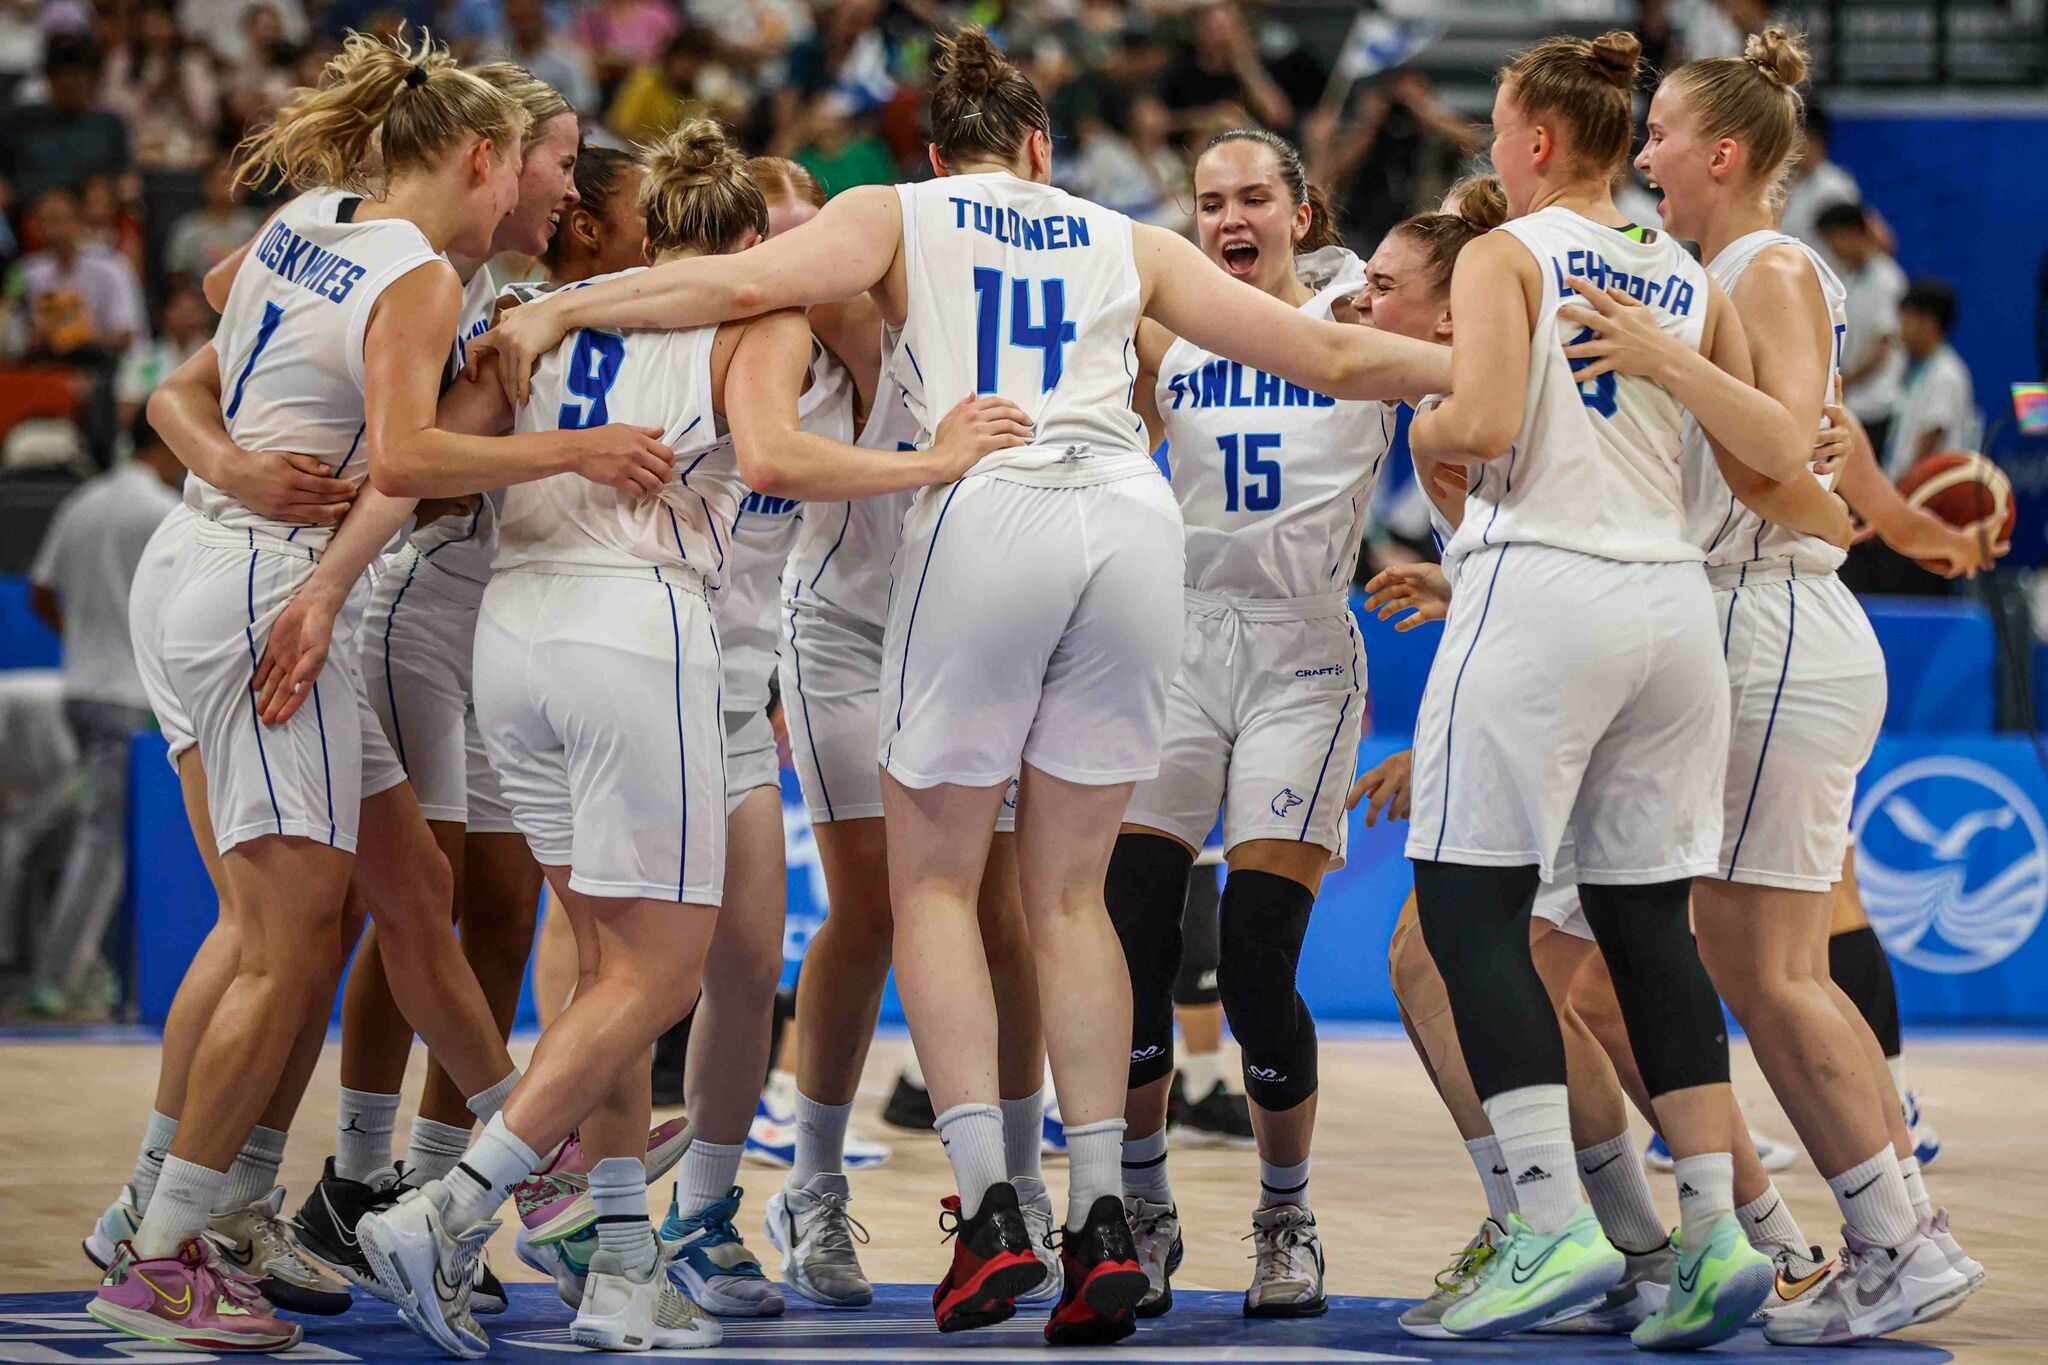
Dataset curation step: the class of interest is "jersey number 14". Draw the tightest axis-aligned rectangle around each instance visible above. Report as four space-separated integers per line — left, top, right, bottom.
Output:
973 268 1076 394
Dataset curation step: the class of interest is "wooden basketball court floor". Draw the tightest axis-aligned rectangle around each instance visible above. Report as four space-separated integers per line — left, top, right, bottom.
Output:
2 1028 2041 1361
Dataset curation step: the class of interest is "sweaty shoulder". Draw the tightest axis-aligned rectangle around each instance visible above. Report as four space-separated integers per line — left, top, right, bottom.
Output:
1735 243 1827 304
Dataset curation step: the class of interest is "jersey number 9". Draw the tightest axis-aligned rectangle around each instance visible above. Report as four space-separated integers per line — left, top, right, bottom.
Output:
559 330 627 429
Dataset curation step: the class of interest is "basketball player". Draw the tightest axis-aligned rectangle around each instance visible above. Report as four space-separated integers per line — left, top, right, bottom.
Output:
356 121 1034 1355
472 26 1446 1341
86 35 567 1351
1559 31 1980 1340
1109 127 1381 1321
1402 29 1855 1343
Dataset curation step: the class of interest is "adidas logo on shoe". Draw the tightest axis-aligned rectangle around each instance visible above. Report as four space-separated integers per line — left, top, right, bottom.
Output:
1513 1166 1550 1186
1677 1182 1699 1199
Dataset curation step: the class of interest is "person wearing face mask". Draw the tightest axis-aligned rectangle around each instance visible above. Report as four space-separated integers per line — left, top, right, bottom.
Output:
1110 127 1386 1322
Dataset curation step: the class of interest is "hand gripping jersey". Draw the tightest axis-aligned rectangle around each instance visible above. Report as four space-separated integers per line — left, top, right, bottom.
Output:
894 173 1151 486
405 266 505 584
780 325 923 626
714 340 857 710
188 190 443 550
1157 246 1394 599
1682 230 1849 572
1445 208 1711 568
494 268 742 585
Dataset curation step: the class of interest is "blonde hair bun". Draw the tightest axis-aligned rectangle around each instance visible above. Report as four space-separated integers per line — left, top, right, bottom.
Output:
1590 30 1643 88
1743 26 1811 90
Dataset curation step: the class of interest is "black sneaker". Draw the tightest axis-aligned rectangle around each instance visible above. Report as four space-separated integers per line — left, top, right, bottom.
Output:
470 1255 508 1315
933 1183 1044 1332
292 1158 403 1299
1169 1075 1255 1147
1045 1195 1148 1345
882 1069 936 1131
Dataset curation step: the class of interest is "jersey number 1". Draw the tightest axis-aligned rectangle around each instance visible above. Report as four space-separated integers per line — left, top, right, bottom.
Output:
973 268 1076 394
559 331 626 429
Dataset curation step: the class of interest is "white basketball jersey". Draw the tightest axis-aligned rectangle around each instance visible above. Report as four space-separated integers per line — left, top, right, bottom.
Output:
782 324 923 625
1157 247 1391 599
406 266 503 583
187 190 443 552
895 174 1150 485
715 342 857 709
495 269 739 585
1444 209 1710 567
1682 230 1848 573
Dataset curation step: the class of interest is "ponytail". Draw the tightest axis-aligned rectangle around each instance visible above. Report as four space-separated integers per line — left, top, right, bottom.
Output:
1499 29 1643 174
929 26 1050 168
1664 27 1811 199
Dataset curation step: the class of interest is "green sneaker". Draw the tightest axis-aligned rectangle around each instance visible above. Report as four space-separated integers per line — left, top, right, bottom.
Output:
1441 1206 1624 1339
1631 1213 1773 1351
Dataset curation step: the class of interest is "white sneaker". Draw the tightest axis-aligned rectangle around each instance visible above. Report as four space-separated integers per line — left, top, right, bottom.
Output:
357 1182 495 1359
1762 1225 1970 1345
1926 1209 1987 1299
516 1223 591 1309
569 1244 721 1351
763 1173 873 1307
83 1185 141 1269
1011 1176 1063 1306
1125 1196 1181 1318
1244 1204 1327 1318
1399 1220 1504 1340
1755 1244 1836 1323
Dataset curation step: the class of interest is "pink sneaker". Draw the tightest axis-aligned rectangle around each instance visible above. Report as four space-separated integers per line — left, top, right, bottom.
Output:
88 1239 302 1352
554 1117 691 1179
526 1118 691 1244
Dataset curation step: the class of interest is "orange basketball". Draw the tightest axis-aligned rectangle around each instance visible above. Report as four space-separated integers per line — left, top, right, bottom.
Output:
1895 450 2013 571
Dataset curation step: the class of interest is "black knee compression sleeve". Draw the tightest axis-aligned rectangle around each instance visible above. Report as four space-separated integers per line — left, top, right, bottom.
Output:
1829 925 1902 1058
1413 860 1558 1102
1579 880 1730 1098
1217 870 1318 1111
1106 833 1196 1087
1174 864 1222 1007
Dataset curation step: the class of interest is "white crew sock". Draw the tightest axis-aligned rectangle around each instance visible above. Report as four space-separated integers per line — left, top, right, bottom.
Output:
335 1089 400 1184
1258 1155 1311 1211
590 1156 657 1282
132 1110 178 1213
1121 1125 1172 1203
674 1139 743 1220
1825 1147 1918 1247
790 1091 852 1188
901 1056 926 1090
1897 1152 1934 1224
216 1125 288 1214
1001 1088 1044 1184
404 1117 474 1185
1178 1049 1224 1100
935 1103 1007 1219
1577 1132 1667 1253
1466 1136 1516 1225
441 1112 540 1237
465 1069 521 1126
134 1157 227 1259
1482 1084 1576 1234
1672 1152 1734 1248
1736 1182 1810 1260
1064 1118 1125 1230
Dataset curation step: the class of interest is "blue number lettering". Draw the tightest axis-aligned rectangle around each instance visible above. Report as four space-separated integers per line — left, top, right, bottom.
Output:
1217 432 1282 512
972 269 1077 395
224 301 285 421
557 331 626 429
1566 326 1618 418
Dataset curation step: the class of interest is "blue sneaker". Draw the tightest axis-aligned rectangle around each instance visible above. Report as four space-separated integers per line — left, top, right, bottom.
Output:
1644 1134 1673 1171
746 1095 893 1171
1647 1131 1798 1173
1904 1090 1942 1167
517 1223 596 1309
1043 1103 1067 1158
661 1186 784 1317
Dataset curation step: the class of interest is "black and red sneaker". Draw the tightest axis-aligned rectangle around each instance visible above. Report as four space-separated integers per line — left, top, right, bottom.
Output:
1045 1194 1149 1345
933 1183 1046 1333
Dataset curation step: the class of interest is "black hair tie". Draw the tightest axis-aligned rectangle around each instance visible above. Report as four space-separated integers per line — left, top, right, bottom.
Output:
403 63 429 89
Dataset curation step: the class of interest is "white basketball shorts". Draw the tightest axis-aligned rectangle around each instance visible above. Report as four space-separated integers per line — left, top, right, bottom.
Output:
131 505 198 764
1530 837 1594 941
1711 563 1885 891
163 523 406 856
463 705 519 835
474 568 725 906
1125 590 1364 864
1406 544 1730 884
363 547 481 826
725 706 778 813
880 471 1184 789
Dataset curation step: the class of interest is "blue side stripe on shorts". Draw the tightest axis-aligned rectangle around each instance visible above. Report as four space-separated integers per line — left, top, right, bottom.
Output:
381 557 423 768
1297 614 1364 840
287 425 364 543
786 588 835 822
310 678 336 846
889 482 962 757
242 541 284 834
658 567 688 901
1722 561 1749 660
1434 545 1511 860
1726 576 1797 878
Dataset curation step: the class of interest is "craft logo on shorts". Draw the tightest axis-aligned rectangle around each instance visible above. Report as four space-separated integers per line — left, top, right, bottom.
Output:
1851 756 2048 975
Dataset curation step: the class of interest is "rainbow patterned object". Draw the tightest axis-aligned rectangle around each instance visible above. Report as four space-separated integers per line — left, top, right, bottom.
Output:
2015 383 2048 436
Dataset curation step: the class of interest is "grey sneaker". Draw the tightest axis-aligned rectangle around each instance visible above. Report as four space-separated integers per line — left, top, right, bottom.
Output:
1398 1219 1504 1340
1536 1237 1673 1333
762 1173 873 1308
1125 1196 1181 1318
1755 1244 1835 1324
1762 1225 1970 1345
1928 1208 1986 1296
1244 1204 1327 1318
569 1244 721 1350
356 1181 496 1359
208 1188 355 1315
1012 1176 1063 1306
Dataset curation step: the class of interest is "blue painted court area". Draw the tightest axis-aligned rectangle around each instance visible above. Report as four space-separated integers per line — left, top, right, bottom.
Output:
0 1285 1952 1362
